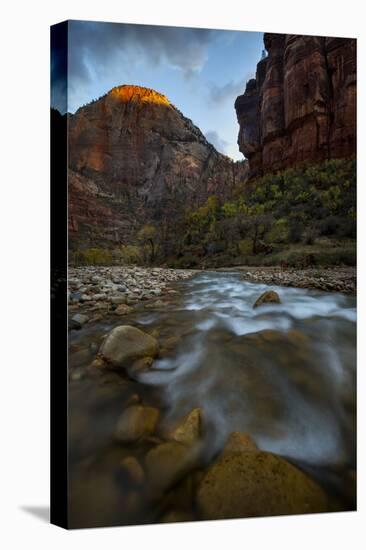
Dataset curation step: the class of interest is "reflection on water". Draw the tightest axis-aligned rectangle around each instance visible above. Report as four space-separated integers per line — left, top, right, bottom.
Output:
68 271 356 527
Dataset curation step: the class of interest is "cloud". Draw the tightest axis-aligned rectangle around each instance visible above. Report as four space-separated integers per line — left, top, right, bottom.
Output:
55 21 218 111
51 23 68 112
205 130 230 155
208 77 251 105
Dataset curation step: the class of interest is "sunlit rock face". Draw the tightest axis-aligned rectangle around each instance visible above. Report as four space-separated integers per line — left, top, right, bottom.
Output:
68 85 248 248
235 34 356 177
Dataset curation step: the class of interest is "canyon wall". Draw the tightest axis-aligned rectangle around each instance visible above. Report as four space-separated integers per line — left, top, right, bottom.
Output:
68 85 247 248
235 33 356 176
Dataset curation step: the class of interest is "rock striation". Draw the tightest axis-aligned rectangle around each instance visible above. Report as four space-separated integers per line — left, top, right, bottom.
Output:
235 34 356 176
68 85 248 248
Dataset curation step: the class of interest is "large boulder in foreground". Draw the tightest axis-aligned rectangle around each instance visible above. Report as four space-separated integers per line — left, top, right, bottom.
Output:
197 451 328 520
253 290 281 308
99 325 158 368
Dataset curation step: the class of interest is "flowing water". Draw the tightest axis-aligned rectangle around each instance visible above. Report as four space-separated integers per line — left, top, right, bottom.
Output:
68 271 356 527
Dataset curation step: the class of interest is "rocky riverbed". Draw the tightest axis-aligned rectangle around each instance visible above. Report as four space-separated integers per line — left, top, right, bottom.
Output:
68 270 356 527
218 266 356 294
68 266 196 329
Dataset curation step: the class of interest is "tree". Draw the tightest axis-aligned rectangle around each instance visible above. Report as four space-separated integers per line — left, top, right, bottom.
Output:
138 224 158 263
243 204 273 254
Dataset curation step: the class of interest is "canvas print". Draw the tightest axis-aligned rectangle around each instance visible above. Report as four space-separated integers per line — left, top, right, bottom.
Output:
51 21 356 529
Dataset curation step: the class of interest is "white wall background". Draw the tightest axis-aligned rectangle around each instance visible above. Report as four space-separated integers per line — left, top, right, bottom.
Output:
0 0 364 548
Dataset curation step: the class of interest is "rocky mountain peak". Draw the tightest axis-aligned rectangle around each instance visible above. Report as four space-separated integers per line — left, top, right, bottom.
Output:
108 84 171 107
67 84 248 249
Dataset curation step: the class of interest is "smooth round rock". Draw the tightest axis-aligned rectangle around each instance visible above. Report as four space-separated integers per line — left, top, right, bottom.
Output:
99 325 159 368
253 290 281 308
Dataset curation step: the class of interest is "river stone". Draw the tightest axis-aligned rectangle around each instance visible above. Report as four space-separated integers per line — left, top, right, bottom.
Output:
197 451 328 520
115 304 133 316
253 290 281 308
115 405 160 443
162 336 181 350
222 431 258 455
110 295 127 305
145 442 195 494
99 325 159 368
70 291 82 302
128 356 154 377
71 313 89 327
169 408 202 446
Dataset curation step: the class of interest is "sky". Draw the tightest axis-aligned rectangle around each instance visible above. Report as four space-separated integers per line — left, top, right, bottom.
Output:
52 21 264 161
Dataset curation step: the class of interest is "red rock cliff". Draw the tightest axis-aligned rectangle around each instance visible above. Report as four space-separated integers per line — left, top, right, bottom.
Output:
235 34 356 176
68 85 248 247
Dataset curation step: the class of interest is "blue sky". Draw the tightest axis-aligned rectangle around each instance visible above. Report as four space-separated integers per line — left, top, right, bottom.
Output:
53 21 264 161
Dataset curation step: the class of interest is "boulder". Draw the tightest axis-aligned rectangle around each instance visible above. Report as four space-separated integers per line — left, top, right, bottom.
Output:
128 356 154 377
253 290 281 308
99 325 159 368
145 442 196 494
115 405 160 443
169 408 202 446
197 451 328 520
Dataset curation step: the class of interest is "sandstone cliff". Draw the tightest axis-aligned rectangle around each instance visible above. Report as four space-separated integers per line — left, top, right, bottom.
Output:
68 85 247 248
235 34 356 176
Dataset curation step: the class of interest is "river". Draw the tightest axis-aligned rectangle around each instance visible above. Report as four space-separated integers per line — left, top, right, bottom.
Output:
68 271 356 527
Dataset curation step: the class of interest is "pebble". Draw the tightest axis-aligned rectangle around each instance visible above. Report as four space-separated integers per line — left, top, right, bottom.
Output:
67 267 195 317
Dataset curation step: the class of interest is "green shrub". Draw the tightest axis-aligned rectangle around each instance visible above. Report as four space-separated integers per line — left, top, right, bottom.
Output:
267 218 289 243
114 245 143 265
69 248 113 266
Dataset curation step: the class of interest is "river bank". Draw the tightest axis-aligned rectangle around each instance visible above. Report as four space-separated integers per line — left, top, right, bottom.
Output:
216 266 356 294
68 266 196 328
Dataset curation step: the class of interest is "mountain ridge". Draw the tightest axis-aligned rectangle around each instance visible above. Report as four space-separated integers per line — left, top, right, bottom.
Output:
67 84 248 250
